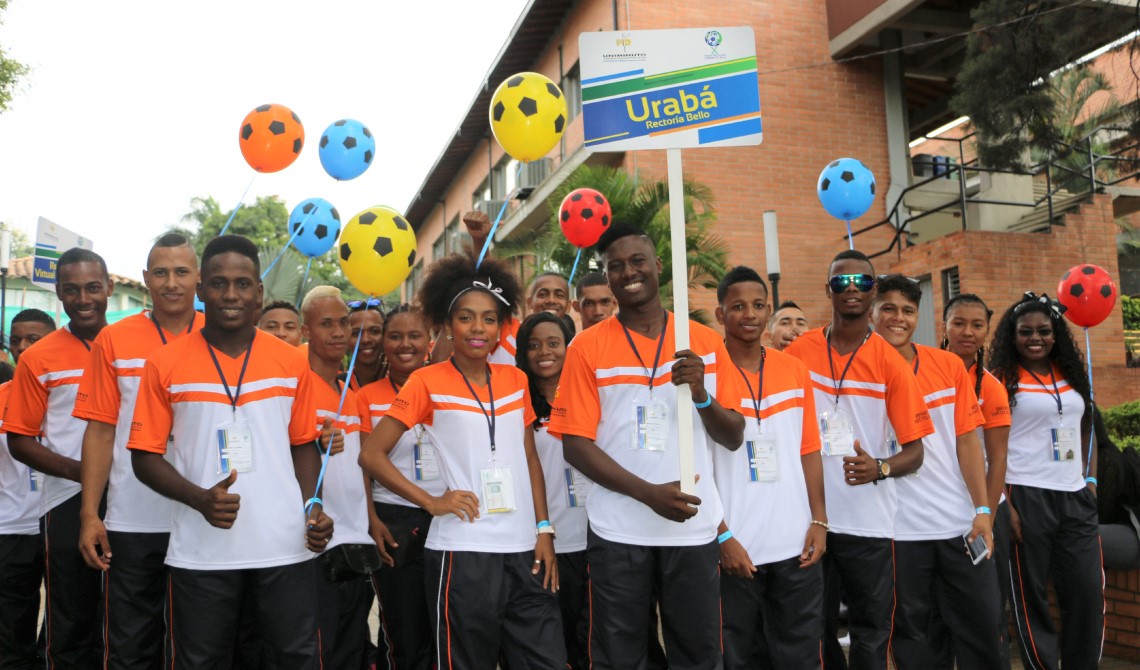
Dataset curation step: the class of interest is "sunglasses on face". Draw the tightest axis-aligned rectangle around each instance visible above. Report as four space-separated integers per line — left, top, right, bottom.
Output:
348 298 383 311
828 274 875 293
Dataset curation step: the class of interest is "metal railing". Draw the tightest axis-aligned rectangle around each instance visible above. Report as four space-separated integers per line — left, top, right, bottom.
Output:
853 126 1140 259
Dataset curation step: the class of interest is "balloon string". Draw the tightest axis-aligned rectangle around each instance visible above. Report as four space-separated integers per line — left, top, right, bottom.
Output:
219 176 256 236
475 162 525 271
1085 326 1095 478
305 297 377 518
846 220 854 250
261 211 313 280
568 248 582 285
297 258 313 308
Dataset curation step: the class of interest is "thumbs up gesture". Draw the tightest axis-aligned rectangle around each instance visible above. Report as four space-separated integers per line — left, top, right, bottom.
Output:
842 440 879 486
196 470 242 528
319 419 345 455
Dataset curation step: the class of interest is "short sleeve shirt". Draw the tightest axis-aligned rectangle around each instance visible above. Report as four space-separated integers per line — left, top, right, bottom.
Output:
0 383 42 534
72 311 205 532
385 362 538 553
894 345 985 540
4 326 96 513
713 348 820 565
534 422 589 554
546 313 738 547
310 374 373 549
487 317 520 365
127 330 320 570
1003 366 1086 492
358 378 448 507
785 327 934 538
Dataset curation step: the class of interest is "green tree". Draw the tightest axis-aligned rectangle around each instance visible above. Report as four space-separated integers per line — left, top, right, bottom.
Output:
497 165 729 323
1029 66 1121 190
170 195 357 304
0 222 34 258
0 0 28 113
951 0 1131 170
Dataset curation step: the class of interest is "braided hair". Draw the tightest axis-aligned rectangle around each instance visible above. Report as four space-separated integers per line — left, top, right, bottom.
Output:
941 293 992 398
515 312 573 426
987 293 1092 415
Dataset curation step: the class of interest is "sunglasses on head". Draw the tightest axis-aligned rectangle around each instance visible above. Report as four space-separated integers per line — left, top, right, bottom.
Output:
348 298 383 311
828 274 875 293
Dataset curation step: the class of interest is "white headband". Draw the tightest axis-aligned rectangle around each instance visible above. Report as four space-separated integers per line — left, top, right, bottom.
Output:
447 278 511 315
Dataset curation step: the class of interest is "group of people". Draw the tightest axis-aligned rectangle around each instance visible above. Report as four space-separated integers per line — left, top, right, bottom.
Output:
0 212 1104 670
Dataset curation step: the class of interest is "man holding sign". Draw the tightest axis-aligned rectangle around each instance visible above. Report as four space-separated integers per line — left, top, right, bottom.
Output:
549 223 744 670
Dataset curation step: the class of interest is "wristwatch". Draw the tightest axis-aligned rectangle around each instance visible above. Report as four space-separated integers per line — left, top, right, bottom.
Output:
536 524 557 539
876 459 891 481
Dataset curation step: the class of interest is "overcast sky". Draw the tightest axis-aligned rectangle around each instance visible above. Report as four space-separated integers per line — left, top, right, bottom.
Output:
0 0 530 280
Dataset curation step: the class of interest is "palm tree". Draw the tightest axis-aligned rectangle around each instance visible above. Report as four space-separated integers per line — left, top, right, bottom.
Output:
1032 66 1121 191
497 165 729 323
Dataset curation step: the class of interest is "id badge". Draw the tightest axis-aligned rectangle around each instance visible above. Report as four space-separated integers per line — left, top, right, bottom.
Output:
819 407 855 457
413 437 440 481
633 398 670 452
746 438 778 482
216 419 254 474
480 463 516 514
28 468 42 492
565 467 592 508
1051 426 1078 462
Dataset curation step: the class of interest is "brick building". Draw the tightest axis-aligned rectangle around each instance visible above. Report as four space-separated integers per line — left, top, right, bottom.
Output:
400 0 1139 407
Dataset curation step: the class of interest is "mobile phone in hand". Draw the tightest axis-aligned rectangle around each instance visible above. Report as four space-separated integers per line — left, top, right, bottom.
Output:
962 531 990 565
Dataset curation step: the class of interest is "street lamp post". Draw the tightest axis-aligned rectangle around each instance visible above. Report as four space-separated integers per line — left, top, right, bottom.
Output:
763 210 781 307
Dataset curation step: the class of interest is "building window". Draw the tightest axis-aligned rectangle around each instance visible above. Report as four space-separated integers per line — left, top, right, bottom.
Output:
942 267 961 303
563 63 582 123
444 214 462 255
492 156 519 201
432 225 446 261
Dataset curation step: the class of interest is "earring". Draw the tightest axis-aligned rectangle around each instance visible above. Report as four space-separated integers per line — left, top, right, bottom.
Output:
447 334 453 340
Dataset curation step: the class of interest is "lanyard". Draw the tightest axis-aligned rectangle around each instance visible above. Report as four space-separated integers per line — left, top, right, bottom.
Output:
451 358 496 457
824 325 871 409
205 339 254 417
150 312 194 346
68 327 91 352
735 346 766 431
1024 365 1064 424
618 311 669 396
910 344 920 375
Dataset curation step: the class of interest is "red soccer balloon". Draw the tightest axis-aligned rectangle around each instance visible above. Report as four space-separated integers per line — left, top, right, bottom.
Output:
559 188 612 248
1058 264 1117 328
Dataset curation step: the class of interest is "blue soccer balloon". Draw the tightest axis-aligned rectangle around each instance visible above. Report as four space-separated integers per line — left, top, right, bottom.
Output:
318 119 375 181
289 198 342 258
817 158 876 221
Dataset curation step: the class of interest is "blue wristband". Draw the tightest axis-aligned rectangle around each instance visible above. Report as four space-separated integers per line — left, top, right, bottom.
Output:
975 506 991 516
305 497 323 510
537 520 552 530
1086 476 1098 486
717 530 733 544
694 395 713 409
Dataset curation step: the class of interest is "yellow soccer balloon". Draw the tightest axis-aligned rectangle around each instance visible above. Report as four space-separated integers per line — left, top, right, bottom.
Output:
489 72 568 162
338 206 417 297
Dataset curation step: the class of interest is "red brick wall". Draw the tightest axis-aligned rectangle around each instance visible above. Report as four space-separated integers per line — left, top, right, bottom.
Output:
888 194 1137 408
1104 569 1140 660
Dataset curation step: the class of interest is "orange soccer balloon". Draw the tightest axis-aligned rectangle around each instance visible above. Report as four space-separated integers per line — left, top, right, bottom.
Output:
238 103 304 173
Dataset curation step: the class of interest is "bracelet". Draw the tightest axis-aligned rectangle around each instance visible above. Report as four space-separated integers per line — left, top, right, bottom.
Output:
1086 476 1098 486
536 520 552 530
810 519 829 531
305 497 323 509
694 394 713 409
975 506 991 516
717 530 733 544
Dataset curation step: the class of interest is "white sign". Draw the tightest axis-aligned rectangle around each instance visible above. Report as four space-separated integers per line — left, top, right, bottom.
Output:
579 27 762 153
33 217 93 290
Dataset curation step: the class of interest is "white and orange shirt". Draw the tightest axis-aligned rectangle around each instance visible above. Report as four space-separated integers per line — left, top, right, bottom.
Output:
72 311 205 533
311 374 372 549
385 362 538 553
359 378 448 507
1004 366 1087 492
713 348 820 566
127 330 320 570
547 313 737 547
785 328 934 538
487 317 520 366
0 383 42 535
894 345 985 541
535 422 588 554
5 325 97 513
